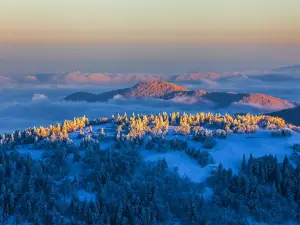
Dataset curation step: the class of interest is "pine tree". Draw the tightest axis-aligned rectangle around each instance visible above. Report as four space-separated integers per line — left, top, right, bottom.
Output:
247 153 254 175
241 154 246 173
72 176 78 190
271 182 277 202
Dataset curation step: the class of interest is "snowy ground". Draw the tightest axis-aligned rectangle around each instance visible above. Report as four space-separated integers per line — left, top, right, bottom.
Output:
210 130 300 172
11 122 300 208
139 128 300 201
142 150 214 183
142 129 300 182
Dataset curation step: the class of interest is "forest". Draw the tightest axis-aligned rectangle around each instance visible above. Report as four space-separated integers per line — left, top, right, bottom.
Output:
0 112 299 225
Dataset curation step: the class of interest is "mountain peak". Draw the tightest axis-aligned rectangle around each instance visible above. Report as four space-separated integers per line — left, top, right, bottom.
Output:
240 93 295 109
127 81 189 98
63 81 298 111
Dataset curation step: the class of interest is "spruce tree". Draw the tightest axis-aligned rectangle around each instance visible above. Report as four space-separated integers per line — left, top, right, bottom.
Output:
241 154 246 173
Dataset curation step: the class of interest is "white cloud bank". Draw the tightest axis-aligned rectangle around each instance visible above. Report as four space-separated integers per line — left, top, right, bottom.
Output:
32 94 48 102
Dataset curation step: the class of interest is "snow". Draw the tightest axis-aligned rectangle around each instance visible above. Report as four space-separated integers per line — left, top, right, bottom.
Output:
3 117 300 224
142 150 213 183
141 149 215 199
13 123 299 190
202 187 213 200
9 122 299 222
67 131 83 146
93 124 117 136
68 123 116 146
141 129 300 186
209 130 300 173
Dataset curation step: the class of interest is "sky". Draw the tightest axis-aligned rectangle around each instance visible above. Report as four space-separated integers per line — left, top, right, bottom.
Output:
0 0 299 73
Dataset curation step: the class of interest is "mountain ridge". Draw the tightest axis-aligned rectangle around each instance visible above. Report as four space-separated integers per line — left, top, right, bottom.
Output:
273 64 300 73
269 106 300 126
63 81 297 110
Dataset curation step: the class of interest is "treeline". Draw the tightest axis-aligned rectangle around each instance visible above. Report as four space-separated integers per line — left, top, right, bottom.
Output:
1 137 299 224
1 112 298 152
0 116 88 150
0 112 299 224
211 154 300 224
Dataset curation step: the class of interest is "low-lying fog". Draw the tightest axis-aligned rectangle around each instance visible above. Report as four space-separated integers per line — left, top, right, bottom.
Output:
0 72 299 133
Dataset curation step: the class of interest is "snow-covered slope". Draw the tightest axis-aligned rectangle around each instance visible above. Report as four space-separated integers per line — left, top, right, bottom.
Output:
141 129 300 183
2 112 300 225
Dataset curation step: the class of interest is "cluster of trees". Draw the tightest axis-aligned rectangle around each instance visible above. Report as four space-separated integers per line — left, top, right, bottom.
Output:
175 116 191 136
292 144 300 151
169 138 188 151
0 117 88 151
91 112 295 156
211 154 300 224
170 112 286 133
79 135 102 152
271 128 292 137
63 137 259 225
32 136 74 151
144 134 216 166
35 116 88 138
145 136 187 152
109 112 291 142
89 117 111 126
191 127 213 141
0 151 65 224
185 148 213 167
3 139 299 224
0 112 299 224
39 113 294 146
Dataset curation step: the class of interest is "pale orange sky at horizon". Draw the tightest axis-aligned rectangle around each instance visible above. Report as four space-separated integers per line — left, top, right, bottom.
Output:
1 0 300 46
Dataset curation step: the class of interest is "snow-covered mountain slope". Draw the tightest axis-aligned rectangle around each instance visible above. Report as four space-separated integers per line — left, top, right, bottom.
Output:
141 129 300 183
2 112 300 225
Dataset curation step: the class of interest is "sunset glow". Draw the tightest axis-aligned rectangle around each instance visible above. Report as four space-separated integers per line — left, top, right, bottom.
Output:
1 0 299 45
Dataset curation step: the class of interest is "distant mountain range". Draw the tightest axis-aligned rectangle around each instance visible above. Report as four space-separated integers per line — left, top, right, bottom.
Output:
64 81 187 102
269 106 300 126
273 64 300 73
1 64 298 87
63 81 298 111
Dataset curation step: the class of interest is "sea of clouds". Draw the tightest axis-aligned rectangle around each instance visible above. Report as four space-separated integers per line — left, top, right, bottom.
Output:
0 71 300 133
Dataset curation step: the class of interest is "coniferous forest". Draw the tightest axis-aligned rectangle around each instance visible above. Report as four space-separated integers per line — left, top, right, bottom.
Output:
0 112 299 225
